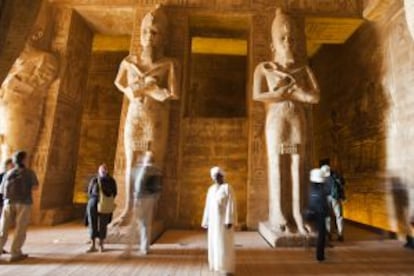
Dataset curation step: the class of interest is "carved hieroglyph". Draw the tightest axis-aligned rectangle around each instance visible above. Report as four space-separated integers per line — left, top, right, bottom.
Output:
0 16 58 164
253 8 319 235
113 4 180 225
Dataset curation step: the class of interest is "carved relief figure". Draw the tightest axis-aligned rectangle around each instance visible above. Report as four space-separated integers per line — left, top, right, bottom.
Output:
0 13 58 164
113 4 180 225
253 8 319 234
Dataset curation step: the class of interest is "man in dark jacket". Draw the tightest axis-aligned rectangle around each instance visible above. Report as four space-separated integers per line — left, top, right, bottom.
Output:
0 151 38 262
308 168 329 262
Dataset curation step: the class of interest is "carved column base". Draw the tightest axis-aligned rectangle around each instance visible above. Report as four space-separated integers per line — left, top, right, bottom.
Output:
105 219 165 244
258 221 316 247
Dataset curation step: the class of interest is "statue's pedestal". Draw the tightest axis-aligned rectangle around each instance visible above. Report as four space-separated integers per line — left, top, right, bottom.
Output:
259 221 316 247
106 219 165 244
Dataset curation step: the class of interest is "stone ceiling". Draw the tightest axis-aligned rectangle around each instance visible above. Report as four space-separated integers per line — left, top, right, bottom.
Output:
49 0 365 56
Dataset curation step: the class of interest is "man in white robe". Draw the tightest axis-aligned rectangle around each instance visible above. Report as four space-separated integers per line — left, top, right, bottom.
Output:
202 166 236 275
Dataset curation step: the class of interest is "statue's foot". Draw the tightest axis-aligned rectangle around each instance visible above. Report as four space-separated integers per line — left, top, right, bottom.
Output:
297 226 308 235
109 214 130 227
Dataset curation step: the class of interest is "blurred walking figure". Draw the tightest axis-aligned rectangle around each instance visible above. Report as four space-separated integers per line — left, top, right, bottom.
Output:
320 164 346 241
86 164 117 253
307 168 329 262
123 151 162 257
202 166 237 275
0 151 38 262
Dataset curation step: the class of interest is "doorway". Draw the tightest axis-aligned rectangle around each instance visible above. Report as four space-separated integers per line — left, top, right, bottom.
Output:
176 14 250 228
73 50 126 204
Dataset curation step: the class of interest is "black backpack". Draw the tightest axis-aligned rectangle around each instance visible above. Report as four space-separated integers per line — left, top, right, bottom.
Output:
4 168 30 201
331 173 345 200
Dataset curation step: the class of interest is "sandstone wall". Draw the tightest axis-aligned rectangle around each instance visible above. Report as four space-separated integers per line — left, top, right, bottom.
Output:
31 8 93 224
311 2 414 236
0 0 42 83
73 51 126 203
1 0 364 226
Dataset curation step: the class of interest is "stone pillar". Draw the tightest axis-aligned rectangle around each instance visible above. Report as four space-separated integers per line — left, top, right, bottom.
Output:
32 7 93 225
247 12 272 229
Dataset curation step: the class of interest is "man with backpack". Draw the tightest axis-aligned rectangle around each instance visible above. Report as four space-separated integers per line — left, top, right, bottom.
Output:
0 151 38 261
321 164 346 242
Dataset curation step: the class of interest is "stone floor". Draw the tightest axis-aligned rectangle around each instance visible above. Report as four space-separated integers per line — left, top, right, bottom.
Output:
0 222 413 275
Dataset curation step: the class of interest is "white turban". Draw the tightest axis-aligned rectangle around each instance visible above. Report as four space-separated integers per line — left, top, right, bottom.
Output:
320 164 331 177
210 166 224 180
310 168 325 183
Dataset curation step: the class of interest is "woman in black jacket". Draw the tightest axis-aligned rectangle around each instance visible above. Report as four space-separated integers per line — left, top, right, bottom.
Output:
307 168 329 262
86 164 117 253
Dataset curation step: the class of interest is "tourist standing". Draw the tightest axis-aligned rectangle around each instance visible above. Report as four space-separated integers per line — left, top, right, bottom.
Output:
86 164 117 253
0 151 38 261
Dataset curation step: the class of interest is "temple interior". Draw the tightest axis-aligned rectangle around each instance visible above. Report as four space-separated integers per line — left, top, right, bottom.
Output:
1 0 414 274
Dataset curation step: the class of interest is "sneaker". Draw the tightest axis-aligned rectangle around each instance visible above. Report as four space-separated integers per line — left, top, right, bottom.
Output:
338 235 344 242
9 254 28 262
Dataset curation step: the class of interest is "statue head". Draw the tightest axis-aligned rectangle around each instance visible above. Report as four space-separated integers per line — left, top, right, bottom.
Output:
271 8 297 67
140 4 168 52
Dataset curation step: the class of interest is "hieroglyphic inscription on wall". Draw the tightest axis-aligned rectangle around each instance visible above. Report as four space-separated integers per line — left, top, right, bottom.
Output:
177 118 248 229
73 52 126 203
0 0 42 83
35 9 93 224
311 7 414 234
286 0 361 16
246 12 271 228
156 9 187 226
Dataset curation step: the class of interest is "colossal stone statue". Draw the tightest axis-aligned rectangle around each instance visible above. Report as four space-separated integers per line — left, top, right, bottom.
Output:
253 9 319 237
0 16 58 164
404 0 414 40
113 4 180 226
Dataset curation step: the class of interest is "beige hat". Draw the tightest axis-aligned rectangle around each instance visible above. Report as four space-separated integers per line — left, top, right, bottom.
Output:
310 168 325 183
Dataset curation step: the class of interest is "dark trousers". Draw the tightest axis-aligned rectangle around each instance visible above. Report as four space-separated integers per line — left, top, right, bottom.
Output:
316 212 327 261
87 198 112 240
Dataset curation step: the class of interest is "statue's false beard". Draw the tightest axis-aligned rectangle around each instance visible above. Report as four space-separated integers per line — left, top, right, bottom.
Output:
275 49 295 67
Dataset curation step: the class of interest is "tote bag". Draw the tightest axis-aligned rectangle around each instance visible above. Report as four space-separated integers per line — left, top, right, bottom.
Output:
97 178 116 214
